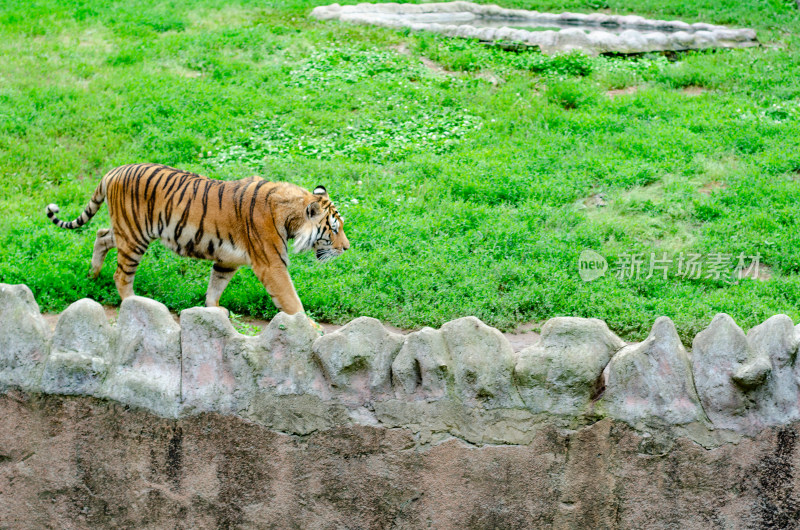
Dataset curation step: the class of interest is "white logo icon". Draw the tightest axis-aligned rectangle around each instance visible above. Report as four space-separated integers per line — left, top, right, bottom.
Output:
578 250 608 282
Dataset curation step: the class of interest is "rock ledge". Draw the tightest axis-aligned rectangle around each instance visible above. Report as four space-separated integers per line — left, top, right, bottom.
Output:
1 283 798 447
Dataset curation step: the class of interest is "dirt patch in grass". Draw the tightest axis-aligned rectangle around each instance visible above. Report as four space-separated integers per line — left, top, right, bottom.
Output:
188 5 262 30
738 263 773 282
698 181 727 195
390 43 505 86
606 86 638 98
475 71 504 85
170 65 203 78
681 85 706 96
392 43 460 77
581 193 609 209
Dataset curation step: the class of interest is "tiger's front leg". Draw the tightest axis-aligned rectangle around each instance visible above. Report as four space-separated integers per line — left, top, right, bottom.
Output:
206 264 238 307
252 262 304 315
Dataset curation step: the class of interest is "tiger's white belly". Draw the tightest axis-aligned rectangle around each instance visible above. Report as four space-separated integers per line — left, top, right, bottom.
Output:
214 239 250 264
158 226 250 265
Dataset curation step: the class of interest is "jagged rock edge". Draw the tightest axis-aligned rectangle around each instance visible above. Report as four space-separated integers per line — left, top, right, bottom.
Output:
1 284 797 447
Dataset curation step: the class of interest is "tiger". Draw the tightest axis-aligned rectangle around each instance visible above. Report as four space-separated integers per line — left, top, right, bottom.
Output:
45 163 349 315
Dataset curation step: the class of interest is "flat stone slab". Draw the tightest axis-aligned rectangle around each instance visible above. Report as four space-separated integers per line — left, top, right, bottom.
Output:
311 2 758 55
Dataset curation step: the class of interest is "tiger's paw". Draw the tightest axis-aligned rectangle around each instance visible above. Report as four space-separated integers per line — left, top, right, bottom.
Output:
207 303 230 317
307 317 325 336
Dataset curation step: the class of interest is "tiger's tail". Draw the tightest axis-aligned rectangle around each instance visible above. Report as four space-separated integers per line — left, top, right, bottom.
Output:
46 179 108 229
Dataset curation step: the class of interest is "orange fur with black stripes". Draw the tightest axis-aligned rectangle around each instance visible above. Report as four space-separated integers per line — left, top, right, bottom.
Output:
46 163 349 314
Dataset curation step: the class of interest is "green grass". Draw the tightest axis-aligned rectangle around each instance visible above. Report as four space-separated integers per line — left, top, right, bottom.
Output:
1 0 799 341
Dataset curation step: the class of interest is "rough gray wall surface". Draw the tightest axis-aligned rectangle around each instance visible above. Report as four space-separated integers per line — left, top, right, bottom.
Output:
310 1 759 55
3 282 800 525
2 393 800 529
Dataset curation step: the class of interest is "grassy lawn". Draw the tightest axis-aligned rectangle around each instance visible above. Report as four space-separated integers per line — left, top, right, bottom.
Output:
1 0 799 341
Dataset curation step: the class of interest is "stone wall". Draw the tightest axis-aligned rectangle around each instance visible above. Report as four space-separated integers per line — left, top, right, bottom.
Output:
3 393 800 528
3 282 800 526
310 2 759 55
3 283 799 446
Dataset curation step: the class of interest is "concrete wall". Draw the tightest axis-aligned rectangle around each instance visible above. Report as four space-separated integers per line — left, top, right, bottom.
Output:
3 393 800 528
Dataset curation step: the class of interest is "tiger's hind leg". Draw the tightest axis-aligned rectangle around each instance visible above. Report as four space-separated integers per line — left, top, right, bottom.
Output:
206 264 238 308
113 240 149 300
91 228 116 278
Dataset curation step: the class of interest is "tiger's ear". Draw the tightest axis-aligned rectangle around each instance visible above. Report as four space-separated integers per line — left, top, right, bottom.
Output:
306 201 322 220
313 185 328 196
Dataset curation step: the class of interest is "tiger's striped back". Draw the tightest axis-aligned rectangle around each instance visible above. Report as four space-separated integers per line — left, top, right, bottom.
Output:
104 163 259 263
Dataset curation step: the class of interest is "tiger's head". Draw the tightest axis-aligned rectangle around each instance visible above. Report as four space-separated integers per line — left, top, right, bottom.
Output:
293 185 349 262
